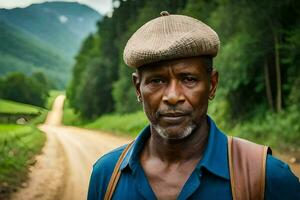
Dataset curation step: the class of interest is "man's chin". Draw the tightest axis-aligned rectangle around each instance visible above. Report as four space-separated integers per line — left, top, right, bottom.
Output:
153 124 196 140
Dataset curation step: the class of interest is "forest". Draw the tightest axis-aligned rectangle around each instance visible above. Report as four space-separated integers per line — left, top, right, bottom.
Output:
67 0 300 147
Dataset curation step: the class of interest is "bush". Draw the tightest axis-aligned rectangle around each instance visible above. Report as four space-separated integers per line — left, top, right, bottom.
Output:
0 72 51 107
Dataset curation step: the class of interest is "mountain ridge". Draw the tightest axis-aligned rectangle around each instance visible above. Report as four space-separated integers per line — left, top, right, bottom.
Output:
0 1 102 88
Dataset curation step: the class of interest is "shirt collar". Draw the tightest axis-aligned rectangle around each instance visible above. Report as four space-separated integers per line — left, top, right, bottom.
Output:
119 116 230 180
196 116 230 180
119 126 150 172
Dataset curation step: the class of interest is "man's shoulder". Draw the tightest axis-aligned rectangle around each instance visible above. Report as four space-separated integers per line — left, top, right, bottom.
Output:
266 154 299 182
88 145 128 200
265 154 300 199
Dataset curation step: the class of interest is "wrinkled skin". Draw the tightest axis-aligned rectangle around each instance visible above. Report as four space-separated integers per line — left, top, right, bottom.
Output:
133 57 218 140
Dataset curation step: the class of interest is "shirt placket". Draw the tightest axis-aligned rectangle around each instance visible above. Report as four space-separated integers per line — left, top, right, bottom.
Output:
177 170 202 200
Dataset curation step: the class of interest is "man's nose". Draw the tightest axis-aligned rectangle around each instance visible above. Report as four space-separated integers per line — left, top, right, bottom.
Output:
162 80 185 105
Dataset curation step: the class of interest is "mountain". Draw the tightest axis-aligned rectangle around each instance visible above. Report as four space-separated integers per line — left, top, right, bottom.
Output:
0 1 102 88
0 21 70 87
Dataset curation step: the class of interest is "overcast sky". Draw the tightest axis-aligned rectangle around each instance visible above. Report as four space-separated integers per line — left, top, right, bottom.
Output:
0 0 113 14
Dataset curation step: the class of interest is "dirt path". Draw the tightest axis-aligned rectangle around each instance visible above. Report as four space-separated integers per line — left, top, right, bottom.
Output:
11 95 130 200
11 95 300 200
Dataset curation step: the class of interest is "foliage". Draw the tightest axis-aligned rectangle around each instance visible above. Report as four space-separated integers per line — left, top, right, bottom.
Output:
231 106 300 149
0 72 51 107
0 125 46 199
62 98 84 126
85 111 148 137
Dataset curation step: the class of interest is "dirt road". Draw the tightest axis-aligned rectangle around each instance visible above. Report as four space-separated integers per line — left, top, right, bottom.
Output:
11 95 130 200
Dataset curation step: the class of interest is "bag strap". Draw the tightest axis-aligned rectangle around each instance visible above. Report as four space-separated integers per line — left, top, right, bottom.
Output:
228 136 271 200
104 141 134 200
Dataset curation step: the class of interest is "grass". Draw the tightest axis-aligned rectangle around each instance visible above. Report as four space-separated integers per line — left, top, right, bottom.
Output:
0 99 44 115
230 106 300 150
62 98 83 126
0 124 46 199
84 111 148 137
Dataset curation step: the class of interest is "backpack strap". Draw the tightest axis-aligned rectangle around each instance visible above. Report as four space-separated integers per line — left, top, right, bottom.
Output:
227 136 272 200
104 141 134 200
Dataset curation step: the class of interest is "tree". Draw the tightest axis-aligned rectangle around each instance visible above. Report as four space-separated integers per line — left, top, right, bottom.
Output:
0 72 50 107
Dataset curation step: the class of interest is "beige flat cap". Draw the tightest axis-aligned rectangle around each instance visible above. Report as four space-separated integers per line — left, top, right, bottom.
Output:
123 11 220 68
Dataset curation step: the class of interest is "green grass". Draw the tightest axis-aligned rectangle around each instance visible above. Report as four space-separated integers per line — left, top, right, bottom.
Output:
62 98 83 126
0 124 46 199
29 110 48 125
85 111 148 137
230 106 300 150
0 99 44 115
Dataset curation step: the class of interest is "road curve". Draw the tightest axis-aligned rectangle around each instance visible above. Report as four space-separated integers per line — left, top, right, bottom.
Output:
11 95 130 200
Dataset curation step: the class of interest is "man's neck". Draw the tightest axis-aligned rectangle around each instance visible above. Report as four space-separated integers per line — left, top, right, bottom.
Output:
145 117 209 164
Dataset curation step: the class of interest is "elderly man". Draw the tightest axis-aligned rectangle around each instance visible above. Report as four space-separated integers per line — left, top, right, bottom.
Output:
88 12 300 200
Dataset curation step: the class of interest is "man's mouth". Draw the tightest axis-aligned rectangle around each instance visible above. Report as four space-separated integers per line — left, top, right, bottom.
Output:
158 111 190 124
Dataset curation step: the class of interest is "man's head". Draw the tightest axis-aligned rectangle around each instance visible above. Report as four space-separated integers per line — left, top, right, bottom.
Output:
124 12 219 140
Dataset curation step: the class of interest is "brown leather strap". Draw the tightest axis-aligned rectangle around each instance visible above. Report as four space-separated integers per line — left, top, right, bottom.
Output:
104 141 134 200
228 136 271 200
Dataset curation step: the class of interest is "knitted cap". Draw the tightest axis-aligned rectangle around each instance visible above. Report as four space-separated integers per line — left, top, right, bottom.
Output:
123 11 220 68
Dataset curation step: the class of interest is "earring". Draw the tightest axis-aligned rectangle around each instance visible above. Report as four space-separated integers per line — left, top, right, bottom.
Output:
137 96 142 102
209 94 215 100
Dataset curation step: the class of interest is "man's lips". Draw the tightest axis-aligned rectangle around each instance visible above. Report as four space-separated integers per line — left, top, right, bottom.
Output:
160 112 187 117
158 112 190 123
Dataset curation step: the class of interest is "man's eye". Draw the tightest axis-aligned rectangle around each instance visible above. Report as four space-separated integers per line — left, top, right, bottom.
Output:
150 78 165 84
183 76 197 83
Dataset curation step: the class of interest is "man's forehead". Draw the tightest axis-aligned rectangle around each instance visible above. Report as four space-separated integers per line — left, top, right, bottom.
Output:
137 57 205 75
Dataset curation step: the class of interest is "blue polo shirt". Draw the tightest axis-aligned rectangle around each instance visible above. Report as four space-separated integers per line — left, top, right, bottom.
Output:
88 117 300 200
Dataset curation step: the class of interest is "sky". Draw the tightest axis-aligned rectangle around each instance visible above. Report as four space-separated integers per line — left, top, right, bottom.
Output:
0 0 113 14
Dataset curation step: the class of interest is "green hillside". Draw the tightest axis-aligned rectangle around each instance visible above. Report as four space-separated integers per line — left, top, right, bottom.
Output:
0 99 43 115
0 21 70 87
0 1 101 59
0 1 102 88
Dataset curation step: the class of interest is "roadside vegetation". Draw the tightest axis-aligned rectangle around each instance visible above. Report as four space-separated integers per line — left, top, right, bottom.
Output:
0 99 47 199
0 90 61 199
84 111 148 137
0 125 46 198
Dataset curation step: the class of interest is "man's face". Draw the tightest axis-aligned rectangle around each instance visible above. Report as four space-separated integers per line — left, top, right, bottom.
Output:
133 57 218 140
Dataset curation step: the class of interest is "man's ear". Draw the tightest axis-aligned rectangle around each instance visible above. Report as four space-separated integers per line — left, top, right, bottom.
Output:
209 69 219 100
132 72 142 102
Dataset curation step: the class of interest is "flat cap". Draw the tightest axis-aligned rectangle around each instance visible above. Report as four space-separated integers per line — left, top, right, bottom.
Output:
123 11 220 68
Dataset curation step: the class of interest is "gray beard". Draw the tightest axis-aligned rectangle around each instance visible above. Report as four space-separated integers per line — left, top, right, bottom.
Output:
153 123 196 140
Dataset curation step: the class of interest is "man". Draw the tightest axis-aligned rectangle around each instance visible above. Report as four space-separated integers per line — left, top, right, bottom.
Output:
88 11 300 200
